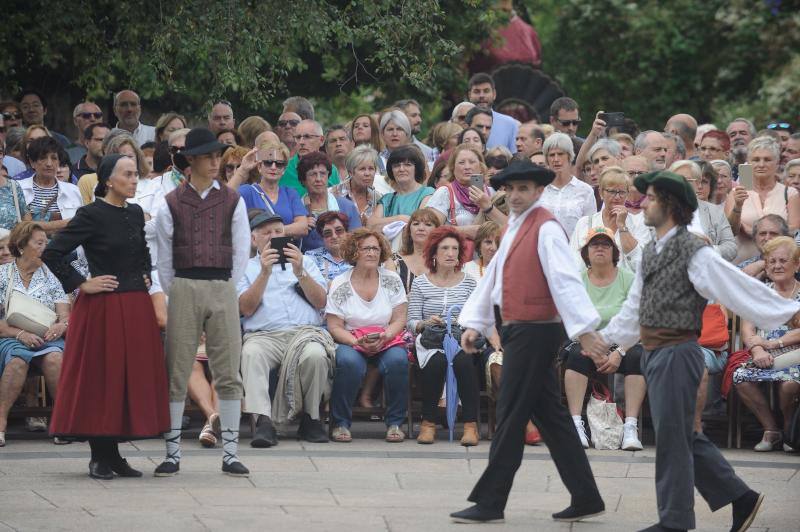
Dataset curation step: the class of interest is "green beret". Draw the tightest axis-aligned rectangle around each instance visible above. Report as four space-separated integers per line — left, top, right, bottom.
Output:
633 170 698 211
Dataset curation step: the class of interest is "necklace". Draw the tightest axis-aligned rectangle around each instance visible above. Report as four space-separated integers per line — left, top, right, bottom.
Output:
777 280 798 298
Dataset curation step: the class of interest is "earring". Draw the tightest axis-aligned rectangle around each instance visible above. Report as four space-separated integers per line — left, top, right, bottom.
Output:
433 257 437 268
108 184 113 189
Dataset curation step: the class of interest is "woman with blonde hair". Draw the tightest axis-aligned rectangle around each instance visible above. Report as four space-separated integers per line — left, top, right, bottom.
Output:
237 116 272 149
77 134 149 205
425 122 463 158
154 113 187 143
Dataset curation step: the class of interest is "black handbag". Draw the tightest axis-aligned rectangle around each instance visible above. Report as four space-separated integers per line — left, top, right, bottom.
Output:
419 322 486 351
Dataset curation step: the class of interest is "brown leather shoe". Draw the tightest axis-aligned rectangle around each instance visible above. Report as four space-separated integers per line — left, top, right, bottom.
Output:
461 422 479 447
417 420 436 444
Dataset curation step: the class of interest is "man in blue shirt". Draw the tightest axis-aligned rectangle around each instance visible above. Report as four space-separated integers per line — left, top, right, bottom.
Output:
467 73 518 153
238 212 334 447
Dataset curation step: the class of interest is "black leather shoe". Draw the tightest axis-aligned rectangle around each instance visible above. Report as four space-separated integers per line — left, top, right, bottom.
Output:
88 460 113 480
297 413 329 443
109 458 143 478
450 504 504 523
731 490 764 532
552 499 605 522
222 460 250 477
153 461 180 477
251 416 278 448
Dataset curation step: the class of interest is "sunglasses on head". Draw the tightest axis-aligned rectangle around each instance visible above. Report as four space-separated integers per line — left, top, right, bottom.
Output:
767 122 792 132
259 159 287 168
278 119 300 128
78 112 103 120
2 112 20 120
485 156 508 169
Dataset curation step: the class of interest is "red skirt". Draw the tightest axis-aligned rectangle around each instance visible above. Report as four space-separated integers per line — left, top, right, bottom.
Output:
50 291 170 440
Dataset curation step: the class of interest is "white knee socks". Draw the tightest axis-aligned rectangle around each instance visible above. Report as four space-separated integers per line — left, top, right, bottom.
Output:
164 401 185 464
218 399 241 465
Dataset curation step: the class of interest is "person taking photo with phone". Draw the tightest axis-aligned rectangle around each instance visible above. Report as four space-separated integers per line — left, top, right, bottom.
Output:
427 144 507 243
725 136 800 262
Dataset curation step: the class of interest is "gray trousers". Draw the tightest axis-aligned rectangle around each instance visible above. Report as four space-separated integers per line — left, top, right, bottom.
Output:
642 341 748 530
241 328 331 420
166 278 243 402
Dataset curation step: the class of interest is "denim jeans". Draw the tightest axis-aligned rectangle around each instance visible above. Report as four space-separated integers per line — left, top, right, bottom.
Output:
330 344 408 429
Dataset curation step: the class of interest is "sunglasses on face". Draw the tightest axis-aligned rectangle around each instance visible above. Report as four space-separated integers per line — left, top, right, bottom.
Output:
278 119 300 128
224 164 240 173
169 146 184 155
2 112 21 120
767 122 792 131
558 119 581 127
78 112 103 120
259 159 287 168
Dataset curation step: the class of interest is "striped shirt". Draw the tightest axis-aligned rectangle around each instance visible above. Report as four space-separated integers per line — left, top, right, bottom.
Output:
30 181 60 216
406 273 477 333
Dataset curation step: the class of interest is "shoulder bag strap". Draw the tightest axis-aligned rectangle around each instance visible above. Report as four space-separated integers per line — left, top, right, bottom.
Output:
4 264 15 314
445 184 457 226
251 184 276 215
10 180 21 223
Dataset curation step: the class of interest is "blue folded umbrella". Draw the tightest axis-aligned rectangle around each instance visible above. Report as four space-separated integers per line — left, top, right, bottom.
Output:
443 304 463 442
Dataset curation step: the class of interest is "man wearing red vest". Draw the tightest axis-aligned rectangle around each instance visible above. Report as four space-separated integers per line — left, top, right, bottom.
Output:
451 159 608 524
154 128 251 478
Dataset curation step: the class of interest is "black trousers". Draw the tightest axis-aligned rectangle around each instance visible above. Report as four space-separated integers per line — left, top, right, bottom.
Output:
468 322 603 511
419 351 480 422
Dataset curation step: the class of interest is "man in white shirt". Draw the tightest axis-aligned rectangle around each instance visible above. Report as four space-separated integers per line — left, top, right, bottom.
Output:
113 90 155 147
239 212 333 447
451 160 607 525
600 170 800 532
154 128 250 478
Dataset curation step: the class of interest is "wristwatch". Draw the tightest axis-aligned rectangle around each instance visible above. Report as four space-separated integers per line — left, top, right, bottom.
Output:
483 204 495 215
296 269 308 280
618 226 629 233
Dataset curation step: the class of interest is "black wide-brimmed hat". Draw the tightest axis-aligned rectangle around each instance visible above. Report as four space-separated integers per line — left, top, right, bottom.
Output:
180 127 229 156
634 170 698 211
489 159 556 189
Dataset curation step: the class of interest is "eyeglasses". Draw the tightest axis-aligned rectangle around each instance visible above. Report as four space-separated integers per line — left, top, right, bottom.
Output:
603 189 628 198
358 246 381 254
322 227 346 238
224 164 240 174
558 119 581 127
588 240 613 249
278 119 300 128
77 112 103 120
2 112 21 120
767 122 791 131
259 159 287 168
294 134 320 141
169 146 184 155
627 170 646 178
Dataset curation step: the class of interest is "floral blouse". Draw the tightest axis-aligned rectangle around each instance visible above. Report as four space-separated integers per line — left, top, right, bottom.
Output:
0 180 29 230
0 262 69 317
330 178 382 226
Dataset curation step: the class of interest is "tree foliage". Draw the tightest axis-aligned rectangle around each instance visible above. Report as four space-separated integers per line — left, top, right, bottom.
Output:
525 0 800 131
2 0 503 116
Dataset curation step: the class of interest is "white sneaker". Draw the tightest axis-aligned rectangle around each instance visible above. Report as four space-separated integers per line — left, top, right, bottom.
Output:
621 423 643 451
573 418 589 449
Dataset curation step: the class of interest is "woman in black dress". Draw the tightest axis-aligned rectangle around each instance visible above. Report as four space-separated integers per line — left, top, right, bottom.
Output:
43 154 169 479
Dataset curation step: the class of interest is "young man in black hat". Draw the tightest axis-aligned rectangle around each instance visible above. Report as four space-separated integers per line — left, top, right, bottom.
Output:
154 128 251 477
600 170 800 531
451 159 608 524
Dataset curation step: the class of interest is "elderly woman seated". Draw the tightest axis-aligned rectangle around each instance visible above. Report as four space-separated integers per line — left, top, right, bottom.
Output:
305 211 354 285
0 222 70 446
734 236 800 452
327 229 409 443
569 166 650 272
563 227 646 450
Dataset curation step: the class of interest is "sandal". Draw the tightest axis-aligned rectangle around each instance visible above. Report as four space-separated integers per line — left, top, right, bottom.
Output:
385 425 405 443
0 431 5 447
332 426 352 443
754 430 782 452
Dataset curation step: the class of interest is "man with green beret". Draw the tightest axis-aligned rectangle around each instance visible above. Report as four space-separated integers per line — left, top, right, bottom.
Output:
600 170 800 531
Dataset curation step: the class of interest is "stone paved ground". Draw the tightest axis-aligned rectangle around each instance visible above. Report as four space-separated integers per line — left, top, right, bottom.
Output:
0 426 798 532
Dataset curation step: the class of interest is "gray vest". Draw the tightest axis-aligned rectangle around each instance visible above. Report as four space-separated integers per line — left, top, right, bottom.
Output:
639 226 708 331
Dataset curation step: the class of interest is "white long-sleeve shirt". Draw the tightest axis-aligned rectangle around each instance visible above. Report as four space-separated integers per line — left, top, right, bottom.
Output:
600 226 800 350
459 199 601 340
154 180 250 295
